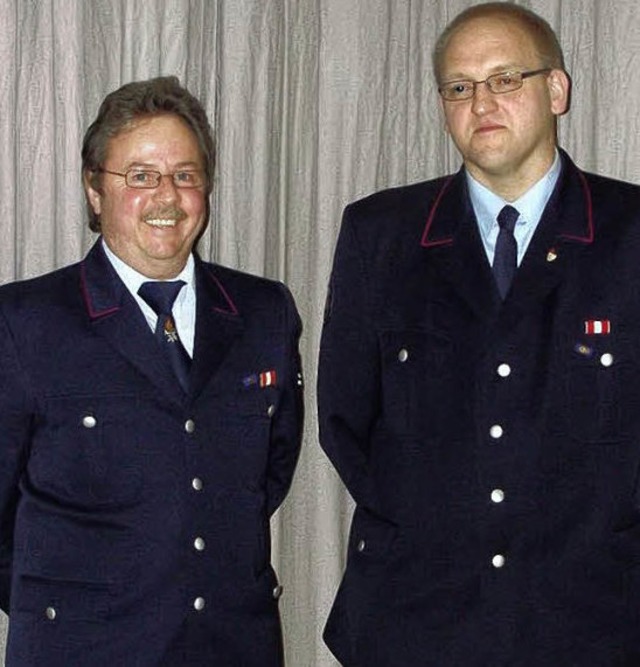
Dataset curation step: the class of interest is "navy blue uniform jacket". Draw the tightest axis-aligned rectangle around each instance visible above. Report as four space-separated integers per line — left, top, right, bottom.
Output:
318 151 640 665
0 240 303 666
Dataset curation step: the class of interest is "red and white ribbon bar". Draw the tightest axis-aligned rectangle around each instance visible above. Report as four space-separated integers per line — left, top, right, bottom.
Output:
584 320 611 335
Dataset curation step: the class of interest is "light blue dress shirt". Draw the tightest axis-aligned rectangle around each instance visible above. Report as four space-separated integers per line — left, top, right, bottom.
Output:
102 239 196 357
466 150 562 267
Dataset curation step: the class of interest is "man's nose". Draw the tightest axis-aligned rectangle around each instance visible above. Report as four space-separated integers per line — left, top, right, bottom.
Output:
471 81 498 115
152 174 180 201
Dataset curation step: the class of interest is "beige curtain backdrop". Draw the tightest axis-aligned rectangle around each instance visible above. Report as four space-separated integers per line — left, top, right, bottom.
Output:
1 0 640 664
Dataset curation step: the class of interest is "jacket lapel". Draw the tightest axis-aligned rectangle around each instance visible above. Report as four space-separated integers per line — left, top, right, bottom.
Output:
189 258 244 401
506 150 594 315
80 240 185 405
420 170 500 317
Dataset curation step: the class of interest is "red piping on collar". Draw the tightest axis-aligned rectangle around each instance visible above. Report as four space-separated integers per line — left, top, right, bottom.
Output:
208 271 239 316
558 169 594 244
80 261 121 320
421 168 594 248
421 176 455 248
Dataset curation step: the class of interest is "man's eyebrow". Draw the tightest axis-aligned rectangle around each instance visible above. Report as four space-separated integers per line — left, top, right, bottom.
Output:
441 64 526 81
122 160 201 170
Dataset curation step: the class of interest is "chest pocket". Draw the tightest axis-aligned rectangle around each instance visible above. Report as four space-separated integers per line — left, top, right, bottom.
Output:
563 344 622 444
29 395 143 508
208 387 274 486
379 328 453 438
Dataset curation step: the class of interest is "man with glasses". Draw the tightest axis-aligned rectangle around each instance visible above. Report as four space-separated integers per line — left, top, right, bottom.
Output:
319 3 640 665
0 77 303 666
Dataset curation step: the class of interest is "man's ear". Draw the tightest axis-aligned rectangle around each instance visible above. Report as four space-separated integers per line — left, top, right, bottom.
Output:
548 69 571 116
83 171 102 215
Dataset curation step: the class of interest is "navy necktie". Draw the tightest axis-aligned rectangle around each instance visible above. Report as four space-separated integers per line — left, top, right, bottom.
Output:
138 281 191 393
493 205 519 299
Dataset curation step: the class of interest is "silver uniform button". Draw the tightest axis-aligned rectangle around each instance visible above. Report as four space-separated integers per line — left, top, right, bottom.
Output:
82 415 97 429
398 348 409 363
272 584 283 599
45 606 56 620
194 537 205 551
267 404 276 418
193 597 205 611
185 419 196 434
492 554 506 568
491 489 505 503
192 477 203 491
357 539 366 553
600 353 614 367
497 363 511 378
489 424 504 439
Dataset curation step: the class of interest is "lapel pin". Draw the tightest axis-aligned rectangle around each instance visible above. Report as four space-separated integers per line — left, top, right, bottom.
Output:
163 316 179 343
584 320 611 335
546 248 558 262
242 373 258 388
574 342 594 358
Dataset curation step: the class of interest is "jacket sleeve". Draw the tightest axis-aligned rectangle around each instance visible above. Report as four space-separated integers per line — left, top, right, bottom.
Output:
0 308 33 613
265 284 304 516
318 205 379 509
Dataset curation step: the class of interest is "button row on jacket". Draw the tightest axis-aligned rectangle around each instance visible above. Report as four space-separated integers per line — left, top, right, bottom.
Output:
185 419 206 612
491 362 511 570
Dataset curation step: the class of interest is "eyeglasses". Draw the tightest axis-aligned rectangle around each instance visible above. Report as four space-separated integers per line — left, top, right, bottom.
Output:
438 68 552 102
98 168 205 189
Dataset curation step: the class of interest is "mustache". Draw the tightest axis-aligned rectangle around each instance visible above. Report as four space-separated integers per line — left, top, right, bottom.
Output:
142 206 187 221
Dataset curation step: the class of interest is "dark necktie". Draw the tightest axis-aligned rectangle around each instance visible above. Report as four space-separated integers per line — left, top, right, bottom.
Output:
138 280 191 393
493 205 519 299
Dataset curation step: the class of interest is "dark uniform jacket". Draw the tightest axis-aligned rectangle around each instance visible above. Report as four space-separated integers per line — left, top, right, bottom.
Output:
0 240 303 666
318 151 640 666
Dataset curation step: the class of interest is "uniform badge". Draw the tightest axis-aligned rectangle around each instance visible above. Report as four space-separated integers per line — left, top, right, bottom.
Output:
546 248 558 262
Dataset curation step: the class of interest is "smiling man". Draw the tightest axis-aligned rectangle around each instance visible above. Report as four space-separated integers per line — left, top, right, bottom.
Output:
0 77 303 666
319 3 640 665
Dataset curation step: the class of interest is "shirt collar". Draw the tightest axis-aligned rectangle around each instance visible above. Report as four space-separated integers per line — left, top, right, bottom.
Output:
466 149 562 236
101 238 196 305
